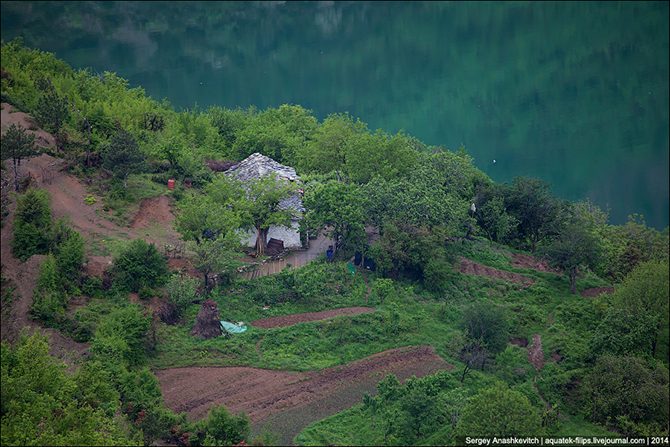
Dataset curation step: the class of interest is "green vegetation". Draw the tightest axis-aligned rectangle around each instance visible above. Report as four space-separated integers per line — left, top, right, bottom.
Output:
0 123 38 191
11 188 52 260
1 41 668 446
110 239 168 293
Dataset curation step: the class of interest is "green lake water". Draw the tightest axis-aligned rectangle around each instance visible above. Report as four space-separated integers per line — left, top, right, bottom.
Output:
2 1 668 228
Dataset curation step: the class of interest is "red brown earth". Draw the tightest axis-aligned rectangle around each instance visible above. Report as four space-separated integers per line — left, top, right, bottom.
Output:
511 253 559 273
580 286 615 297
251 307 375 329
156 345 451 444
458 258 535 287
1 103 56 149
131 195 175 229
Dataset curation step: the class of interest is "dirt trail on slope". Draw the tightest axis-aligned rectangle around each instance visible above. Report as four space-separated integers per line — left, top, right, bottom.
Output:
528 334 544 371
580 287 614 298
459 258 535 287
251 307 375 329
156 346 451 443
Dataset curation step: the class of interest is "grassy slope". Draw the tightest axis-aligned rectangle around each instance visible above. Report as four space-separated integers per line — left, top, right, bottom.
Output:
137 237 614 443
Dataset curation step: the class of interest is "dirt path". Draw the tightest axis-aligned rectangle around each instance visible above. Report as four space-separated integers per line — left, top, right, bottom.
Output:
156 345 451 444
528 334 544 371
458 258 535 287
580 286 614 297
251 307 375 329
240 233 333 279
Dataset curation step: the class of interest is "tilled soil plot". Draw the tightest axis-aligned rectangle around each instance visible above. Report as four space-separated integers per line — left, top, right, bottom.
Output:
251 307 375 329
459 258 535 287
156 346 451 443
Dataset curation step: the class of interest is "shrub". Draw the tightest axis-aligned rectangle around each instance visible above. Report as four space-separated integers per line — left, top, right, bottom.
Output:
94 305 151 366
455 384 543 437
54 228 85 289
191 405 250 447
165 273 199 318
461 302 509 354
12 188 52 261
110 240 168 292
30 254 65 324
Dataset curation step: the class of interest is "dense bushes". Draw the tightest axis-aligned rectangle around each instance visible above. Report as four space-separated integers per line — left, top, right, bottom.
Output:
582 355 668 435
0 333 139 446
110 240 168 293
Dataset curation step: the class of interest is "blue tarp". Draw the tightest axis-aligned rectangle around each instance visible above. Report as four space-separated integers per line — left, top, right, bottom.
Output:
220 320 247 334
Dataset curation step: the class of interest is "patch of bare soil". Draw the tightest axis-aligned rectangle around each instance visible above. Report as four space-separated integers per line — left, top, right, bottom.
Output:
131 195 174 229
168 258 201 279
459 258 535 287
510 337 529 347
83 255 112 278
1 102 56 149
251 307 375 329
580 286 614 298
156 345 451 442
511 253 559 273
528 334 544 371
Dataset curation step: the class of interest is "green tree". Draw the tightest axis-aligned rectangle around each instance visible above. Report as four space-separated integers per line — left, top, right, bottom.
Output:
540 216 601 294
455 385 542 437
582 355 668 435
110 240 168 293
503 177 564 251
232 104 317 166
165 273 199 318
101 129 145 188
0 123 38 191
304 180 366 256
461 302 509 354
175 191 243 244
240 173 297 256
605 261 669 361
34 78 70 135
296 113 366 175
188 233 242 289
12 188 52 260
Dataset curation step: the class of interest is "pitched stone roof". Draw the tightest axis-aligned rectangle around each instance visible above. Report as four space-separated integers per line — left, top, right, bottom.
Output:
225 153 304 214
225 153 299 182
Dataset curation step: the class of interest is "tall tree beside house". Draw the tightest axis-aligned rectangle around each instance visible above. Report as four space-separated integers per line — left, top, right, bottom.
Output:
0 124 38 191
304 180 366 256
239 173 297 256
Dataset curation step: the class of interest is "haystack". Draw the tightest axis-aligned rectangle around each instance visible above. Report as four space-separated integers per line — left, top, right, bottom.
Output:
191 299 222 339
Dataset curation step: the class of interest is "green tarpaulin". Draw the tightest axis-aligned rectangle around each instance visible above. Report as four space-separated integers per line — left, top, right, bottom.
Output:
220 321 247 334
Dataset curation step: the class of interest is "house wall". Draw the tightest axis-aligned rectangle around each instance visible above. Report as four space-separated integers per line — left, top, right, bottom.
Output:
239 220 302 249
